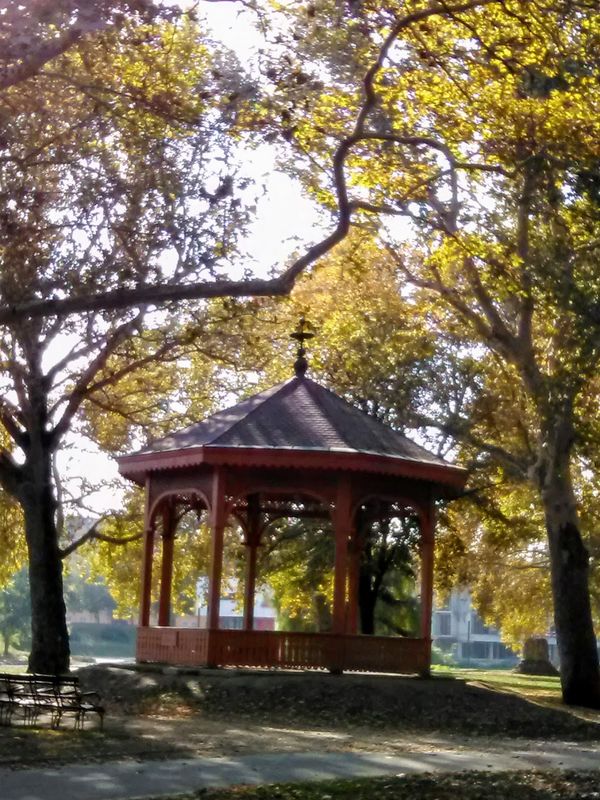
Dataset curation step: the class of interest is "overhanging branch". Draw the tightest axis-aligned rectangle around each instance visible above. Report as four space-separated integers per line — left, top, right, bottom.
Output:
0 0 500 326
60 514 142 558
0 215 351 323
0 26 82 92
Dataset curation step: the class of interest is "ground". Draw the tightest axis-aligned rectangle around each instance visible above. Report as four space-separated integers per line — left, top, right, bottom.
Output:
1 664 600 798
140 772 600 800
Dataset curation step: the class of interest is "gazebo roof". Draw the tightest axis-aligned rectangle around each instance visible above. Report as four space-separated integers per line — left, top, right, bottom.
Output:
118 375 467 493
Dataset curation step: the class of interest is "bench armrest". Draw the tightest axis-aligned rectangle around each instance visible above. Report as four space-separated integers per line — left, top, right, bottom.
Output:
80 691 103 704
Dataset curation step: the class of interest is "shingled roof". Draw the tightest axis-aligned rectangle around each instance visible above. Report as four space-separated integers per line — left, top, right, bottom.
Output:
133 375 448 467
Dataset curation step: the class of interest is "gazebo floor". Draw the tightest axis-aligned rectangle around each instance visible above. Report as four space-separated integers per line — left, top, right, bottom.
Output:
136 627 430 674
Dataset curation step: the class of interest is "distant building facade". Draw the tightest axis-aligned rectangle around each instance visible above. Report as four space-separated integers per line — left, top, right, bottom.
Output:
432 589 518 665
199 592 276 631
176 582 277 631
66 608 116 625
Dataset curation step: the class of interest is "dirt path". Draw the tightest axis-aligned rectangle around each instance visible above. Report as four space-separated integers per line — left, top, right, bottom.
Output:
4 746 600 800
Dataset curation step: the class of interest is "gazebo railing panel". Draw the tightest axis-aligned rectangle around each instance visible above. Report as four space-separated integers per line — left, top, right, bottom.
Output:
137 627 209 666
338 633 428 673
210 630 335 670
210 630 280 669
137 627 428 674
278 631 334 669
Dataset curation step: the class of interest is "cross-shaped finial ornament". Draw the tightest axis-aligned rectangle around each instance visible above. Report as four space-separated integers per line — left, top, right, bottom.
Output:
290 316 315 377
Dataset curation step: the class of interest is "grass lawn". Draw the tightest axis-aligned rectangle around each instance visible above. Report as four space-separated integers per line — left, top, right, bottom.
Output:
432 666 563 703
148 771 600 800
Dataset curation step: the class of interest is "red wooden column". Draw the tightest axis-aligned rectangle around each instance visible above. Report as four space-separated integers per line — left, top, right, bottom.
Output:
419 501 436 675
346 528 361 635
158 500 176 627
243 494 261 631
332 476 352 636
139 479 155 627
207 469 227 631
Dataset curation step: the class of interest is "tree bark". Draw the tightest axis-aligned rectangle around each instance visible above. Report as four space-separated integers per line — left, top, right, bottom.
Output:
538 426 600 708
21 440 70 675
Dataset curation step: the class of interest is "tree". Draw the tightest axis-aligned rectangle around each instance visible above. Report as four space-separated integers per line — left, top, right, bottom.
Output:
214 233 436 421
259 519 335 632
0 570 31 657
270 0 600 705
434 377 600 651
0 0 351 323
0 1 178 92
63 568 116 623
0 15 258 674
357 509 419 637
257 511 419 636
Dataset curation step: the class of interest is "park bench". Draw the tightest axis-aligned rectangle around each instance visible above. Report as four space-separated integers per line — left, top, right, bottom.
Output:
0 672 104 730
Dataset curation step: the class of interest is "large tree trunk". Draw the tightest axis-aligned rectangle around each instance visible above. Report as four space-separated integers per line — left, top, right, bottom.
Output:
21 440 70 675
538 424 600 708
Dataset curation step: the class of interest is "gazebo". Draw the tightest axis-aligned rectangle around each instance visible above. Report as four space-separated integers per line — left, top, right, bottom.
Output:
118 333 467 675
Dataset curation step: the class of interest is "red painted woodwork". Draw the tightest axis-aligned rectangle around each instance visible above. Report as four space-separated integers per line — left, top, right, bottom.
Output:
139 476 155 627
207 469 226 631
120 444 466 494
158 503 176 627
137 627 429 674
243 544 258 631
139 527 154 627
122 374 468 675
346 544 360 635
333 477 352 635
419 504 435 672
137 627 209 666
242 493 262 631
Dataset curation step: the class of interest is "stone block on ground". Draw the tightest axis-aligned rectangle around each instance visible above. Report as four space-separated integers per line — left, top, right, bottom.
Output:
515 637 559 676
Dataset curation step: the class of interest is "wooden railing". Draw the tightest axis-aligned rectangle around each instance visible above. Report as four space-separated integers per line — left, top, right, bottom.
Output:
137 627 429 674
137 627 209 666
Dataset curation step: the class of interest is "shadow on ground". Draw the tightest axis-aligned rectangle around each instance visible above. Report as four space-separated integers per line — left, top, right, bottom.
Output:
79 665 600 740
1 666 598 771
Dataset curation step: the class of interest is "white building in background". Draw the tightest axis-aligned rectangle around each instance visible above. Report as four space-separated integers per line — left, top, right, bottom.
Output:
432 589 518 665
211 592 277 631
177 578 276 631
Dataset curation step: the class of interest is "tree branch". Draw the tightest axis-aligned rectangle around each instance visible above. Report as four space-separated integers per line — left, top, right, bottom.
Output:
0 450 23 498
60 514 142 558
0 398 28 449
0 0 182 92
0 0 500 325
50 315 144 444
414 411 529 477
0 27 83 92
354 0 499 134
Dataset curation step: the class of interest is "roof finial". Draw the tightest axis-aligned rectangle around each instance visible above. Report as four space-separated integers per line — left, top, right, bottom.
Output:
290 315 315 378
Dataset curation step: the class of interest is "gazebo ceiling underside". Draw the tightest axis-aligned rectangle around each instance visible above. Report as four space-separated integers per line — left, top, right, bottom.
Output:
118 376 467 498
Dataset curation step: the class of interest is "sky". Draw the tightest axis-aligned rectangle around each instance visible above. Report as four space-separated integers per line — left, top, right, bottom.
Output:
203 2 329 278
